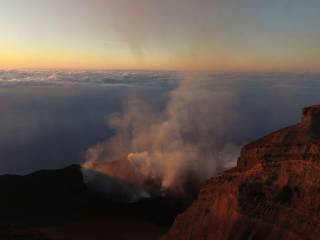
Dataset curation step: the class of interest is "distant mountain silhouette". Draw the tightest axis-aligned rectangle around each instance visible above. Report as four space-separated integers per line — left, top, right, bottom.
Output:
0 165 103 217
0 164 190 239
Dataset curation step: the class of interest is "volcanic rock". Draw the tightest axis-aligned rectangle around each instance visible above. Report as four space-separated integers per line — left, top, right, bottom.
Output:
164 105 320 240
238 105 320 170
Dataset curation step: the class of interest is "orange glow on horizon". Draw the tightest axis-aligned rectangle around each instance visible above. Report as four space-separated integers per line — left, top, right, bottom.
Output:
1 1 320 72
0 42 319 72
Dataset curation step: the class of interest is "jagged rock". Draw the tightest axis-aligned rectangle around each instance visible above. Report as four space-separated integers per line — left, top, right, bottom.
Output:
164 105 320 240
238 105 320 170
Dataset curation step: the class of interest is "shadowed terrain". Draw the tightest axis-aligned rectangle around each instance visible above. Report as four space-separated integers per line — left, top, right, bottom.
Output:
0 165 190 240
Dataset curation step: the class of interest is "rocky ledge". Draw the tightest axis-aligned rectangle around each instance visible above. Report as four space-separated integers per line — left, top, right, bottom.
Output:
164 105 320 240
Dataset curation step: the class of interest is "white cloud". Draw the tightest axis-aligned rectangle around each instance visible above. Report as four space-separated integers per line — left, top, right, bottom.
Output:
0 69 178 88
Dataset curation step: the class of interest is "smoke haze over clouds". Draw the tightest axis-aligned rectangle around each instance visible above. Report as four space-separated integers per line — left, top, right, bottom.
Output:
0 70 173 174
85 73 242 193
1 70 320 185
83 71 320 194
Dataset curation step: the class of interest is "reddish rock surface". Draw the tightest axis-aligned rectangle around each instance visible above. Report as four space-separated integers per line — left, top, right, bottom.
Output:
164 105 320 240
238 105 320 170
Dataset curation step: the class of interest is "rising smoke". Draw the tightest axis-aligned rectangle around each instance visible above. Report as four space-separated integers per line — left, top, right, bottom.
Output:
89 0 267 70
83 73 241 196
82 0 320 197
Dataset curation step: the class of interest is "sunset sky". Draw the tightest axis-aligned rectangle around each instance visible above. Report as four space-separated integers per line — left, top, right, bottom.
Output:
1 0 320 71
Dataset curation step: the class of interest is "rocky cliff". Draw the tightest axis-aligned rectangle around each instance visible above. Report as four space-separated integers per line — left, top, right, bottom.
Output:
164 105 320 240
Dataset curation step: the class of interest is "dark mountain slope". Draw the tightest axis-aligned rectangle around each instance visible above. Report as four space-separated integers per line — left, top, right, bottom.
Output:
0 164 97 217
0 164 187 239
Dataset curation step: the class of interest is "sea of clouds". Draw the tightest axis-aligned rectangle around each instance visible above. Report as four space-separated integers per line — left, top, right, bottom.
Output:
0 69 177 88
1 69 320 181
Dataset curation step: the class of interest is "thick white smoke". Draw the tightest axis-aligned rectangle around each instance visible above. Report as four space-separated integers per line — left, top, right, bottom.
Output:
83 73 241 195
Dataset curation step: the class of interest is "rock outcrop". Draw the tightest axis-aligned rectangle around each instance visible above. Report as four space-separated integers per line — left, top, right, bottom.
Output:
164 105 320 240
238 105 320 170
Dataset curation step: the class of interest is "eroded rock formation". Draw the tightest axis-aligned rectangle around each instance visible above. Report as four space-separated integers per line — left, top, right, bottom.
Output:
164 105 320 240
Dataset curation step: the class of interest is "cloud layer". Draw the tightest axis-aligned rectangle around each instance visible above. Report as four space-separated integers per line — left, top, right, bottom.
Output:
1 70 320 184
0 69 177 88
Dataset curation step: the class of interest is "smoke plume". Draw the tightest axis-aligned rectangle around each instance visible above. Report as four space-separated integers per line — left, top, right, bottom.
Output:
88 0 254 70
83 73 241 196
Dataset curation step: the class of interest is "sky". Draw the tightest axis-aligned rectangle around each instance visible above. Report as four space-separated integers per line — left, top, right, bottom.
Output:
0 0 320 71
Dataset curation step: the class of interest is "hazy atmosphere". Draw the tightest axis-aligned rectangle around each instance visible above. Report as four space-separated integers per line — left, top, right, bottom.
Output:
1 0 320 70
1 70 320 178
1 1 320 239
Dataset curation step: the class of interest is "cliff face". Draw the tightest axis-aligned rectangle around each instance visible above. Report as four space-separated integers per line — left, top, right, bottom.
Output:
238 105 320 170
164 105 320 240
